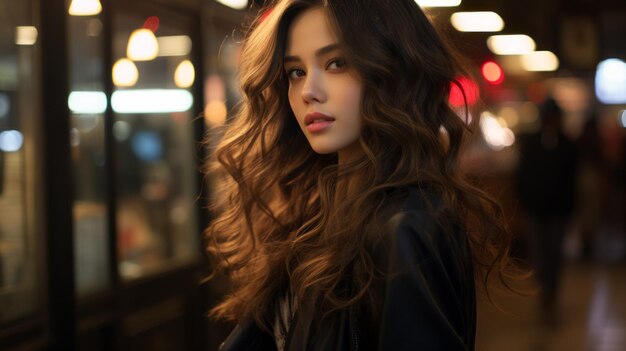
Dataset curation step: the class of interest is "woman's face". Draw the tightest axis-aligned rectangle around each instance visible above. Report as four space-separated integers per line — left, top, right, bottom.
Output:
284 7 363 160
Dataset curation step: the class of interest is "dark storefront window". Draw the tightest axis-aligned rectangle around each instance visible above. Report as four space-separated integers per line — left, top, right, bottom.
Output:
203 12 242 130
112 14 199 280
0 0 42 324
67 1 111 297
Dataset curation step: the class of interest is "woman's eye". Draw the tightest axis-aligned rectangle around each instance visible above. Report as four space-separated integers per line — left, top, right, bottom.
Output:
327 59 346 70
287 68 305 79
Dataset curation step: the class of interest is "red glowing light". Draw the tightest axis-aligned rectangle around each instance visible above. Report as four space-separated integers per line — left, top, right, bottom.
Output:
449 76 479 107
259 8 273 23
482 61 504 85
143 16 160 32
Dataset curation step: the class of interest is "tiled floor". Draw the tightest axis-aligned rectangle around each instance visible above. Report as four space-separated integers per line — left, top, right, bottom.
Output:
476 261 626 351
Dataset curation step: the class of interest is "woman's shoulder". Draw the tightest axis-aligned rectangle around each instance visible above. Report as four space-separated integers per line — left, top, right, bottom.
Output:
380 186 466 260
375 186 474 288
385 186 444 234
369 188 477 351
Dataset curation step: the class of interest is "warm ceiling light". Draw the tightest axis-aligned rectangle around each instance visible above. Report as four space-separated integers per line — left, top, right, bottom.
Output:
68 0 102 16
127 29 159 61
174 60 195 88
521 51 559 71
487 34 536 55
156 35 192 57
450 11 504 32
416 0 461 7
15 26 38 45
112 58 139 87
214 0 248 10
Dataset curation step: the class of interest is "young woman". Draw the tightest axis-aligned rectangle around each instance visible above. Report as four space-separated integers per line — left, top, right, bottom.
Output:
205 0 518 350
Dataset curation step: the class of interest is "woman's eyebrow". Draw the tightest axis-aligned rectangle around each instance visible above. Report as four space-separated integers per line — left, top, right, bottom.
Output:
284 43 340 63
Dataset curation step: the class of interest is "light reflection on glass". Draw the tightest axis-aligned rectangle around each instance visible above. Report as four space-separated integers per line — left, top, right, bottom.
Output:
482 61 504 84
450 11 503 32
15 26 38 45
480 112 515 150
156 35 192 57
595 58 626 104
111 89 193 113
214 0 248 10
113 120 132 141
0 130 24 152
70 128 81 147
112 58 139 87
131 131 163 163
68 0 102 16
204 75 227 127
174 60 195 88
127 28 159 61
487 34 536 55
68 91 107 114
521 51 559 72
204 100 227 127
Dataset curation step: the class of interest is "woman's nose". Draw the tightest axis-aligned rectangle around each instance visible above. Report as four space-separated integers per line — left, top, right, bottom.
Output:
301 70 326 104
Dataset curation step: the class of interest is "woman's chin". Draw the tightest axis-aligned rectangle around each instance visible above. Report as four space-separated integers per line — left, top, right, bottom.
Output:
308 143 339 155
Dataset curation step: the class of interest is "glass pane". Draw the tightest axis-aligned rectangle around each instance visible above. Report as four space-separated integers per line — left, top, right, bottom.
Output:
112 14 199 280
203 19 242 129
67 4 110 296
0 0 41 324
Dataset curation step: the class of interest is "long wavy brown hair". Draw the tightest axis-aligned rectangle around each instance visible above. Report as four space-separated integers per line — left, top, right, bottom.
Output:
204 0 521 332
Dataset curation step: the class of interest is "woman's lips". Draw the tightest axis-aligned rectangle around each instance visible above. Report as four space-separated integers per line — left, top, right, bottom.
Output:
306 120 334 133
304 112 335 133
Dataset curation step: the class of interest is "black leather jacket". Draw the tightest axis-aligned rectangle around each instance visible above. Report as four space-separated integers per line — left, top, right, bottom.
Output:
219 188 476 351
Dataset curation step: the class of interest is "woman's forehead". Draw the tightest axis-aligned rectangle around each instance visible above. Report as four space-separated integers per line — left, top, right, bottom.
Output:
284 7 339 57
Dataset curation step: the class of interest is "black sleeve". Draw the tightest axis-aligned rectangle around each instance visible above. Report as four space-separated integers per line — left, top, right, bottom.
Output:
377 210 475 351
219 319 278 351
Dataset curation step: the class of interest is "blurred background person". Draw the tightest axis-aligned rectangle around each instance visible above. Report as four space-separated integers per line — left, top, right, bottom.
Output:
595 108 626 261
573 114 605 260
516 97 579 325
